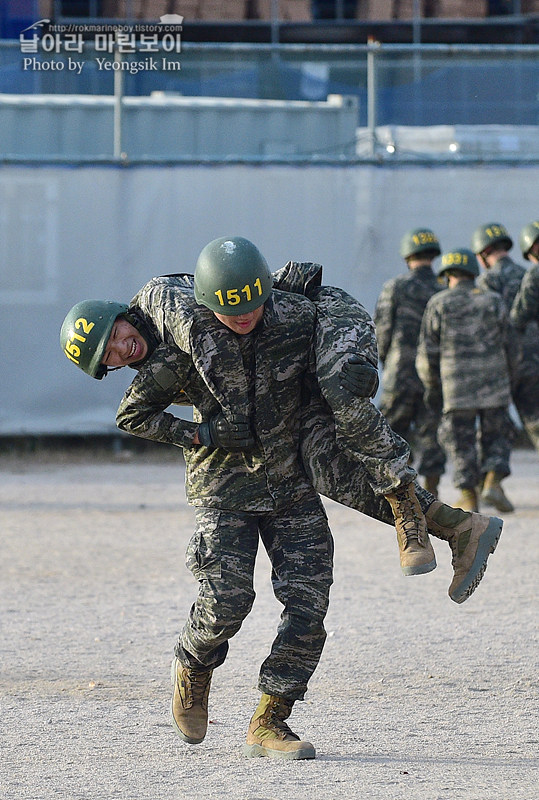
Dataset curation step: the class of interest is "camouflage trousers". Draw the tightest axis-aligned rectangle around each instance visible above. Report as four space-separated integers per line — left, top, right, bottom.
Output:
438 407 513 490
312 286 417 494
176 492 334 701
299 400 435 524
379 389 446 478
513 372 539 454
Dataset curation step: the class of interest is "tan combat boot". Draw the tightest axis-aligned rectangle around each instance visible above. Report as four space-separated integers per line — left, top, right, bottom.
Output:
455 488 479 512
170 657 213 744
424 474 440 498
385 483 437 576
481 471 514 513
425 501 503 604
243 694 316 760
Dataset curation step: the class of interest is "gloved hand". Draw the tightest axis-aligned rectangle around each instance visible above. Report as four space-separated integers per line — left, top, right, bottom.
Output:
198 413 254 451
424 387 443 414
340 355 379 398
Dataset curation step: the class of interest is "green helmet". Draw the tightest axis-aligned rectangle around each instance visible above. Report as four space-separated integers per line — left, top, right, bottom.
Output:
399 228 441 260
519 220 539 260
438 248 479 278
60 299 128 379
471 222 513 255
194 236 273 315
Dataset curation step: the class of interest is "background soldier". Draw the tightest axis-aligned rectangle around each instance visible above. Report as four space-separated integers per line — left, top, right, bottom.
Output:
471 221 539 464
510 223 539 448
374 227 446 497
417 248 516 514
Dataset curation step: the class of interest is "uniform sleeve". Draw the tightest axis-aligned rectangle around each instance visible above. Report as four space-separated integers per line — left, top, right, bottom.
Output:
416 301 441 391
373 280 396 364
510 265 539 330
500 301 523 389
311 285 379 367
130 280 195 353
272 261 323 296
115 346 199 449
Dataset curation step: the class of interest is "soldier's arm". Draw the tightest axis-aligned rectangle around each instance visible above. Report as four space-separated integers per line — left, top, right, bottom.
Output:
272 261 323 296
116 345 199 448
373 280 396 365
272 262 379 369
305 284 380 398
416 303 442 397
500 301 523 390
510 265 539 329
311 285 378 365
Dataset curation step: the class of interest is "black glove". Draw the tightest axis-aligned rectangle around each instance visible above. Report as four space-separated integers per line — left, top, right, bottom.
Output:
198 413 254 451
340 356 379 398
424 387 443 414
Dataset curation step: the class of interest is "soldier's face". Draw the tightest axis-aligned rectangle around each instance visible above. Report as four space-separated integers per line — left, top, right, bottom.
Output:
213 304 264 335
101 317 148 367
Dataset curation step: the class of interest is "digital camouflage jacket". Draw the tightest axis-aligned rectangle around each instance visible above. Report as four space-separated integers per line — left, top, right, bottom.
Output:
416 282 515 413
510 262 539 330
374 266 442 398
477 255 539 380
119 277 317 511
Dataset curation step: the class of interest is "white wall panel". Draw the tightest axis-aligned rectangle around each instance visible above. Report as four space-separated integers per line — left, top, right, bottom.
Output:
1 162 537 434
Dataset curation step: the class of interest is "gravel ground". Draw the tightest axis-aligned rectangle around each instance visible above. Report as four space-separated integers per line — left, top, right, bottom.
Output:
1 446 537 800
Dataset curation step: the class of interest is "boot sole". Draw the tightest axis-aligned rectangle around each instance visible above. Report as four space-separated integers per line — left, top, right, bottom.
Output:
450 516 503 604
402 557 437 577
170 658 206 745
243 743 316 760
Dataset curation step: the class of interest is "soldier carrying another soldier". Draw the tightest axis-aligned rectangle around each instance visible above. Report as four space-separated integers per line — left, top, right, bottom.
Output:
60 237 504 759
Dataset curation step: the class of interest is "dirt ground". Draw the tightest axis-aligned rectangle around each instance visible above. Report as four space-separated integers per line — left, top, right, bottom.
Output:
1 445 537 800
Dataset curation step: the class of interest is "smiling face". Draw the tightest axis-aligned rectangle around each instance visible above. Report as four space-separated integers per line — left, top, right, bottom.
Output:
213 304 264 335
101 317 148 368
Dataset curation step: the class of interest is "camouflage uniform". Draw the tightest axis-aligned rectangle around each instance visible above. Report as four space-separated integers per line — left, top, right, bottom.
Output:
274 262 416 495
417 282 515 491
127 267 420 503
118 337 436 528
511 262 539 327
478 255 539 452
121 281 333 701
374 266 446 478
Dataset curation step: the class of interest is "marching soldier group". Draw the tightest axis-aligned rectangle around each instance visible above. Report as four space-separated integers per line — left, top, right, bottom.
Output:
376 220 539 515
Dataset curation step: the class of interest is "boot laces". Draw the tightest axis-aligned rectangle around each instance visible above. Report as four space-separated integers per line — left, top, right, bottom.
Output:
263 699 298 740
184 669 211 708
394 490 422 544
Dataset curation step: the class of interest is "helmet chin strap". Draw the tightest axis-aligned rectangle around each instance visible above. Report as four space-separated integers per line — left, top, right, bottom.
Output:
124 309 159 364
95 363 123 379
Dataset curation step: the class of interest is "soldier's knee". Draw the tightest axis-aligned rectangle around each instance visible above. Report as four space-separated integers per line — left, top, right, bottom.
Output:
209 586 256 632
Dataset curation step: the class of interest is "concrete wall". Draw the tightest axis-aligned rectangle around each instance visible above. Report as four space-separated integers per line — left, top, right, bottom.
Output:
1 161 537 434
